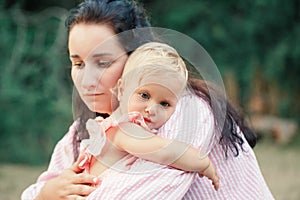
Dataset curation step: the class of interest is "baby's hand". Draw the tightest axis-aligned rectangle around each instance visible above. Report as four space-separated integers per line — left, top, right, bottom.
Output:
86 119 103 138
199 159 219 191
82 119 106 156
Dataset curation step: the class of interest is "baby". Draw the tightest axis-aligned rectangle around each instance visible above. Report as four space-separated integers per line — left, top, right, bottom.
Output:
79 42 219 190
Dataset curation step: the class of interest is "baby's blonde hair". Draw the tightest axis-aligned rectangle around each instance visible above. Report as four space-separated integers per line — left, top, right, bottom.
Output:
122 42 188 86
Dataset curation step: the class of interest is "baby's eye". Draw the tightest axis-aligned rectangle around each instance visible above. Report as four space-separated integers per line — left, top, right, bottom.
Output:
160 102 170 107
97 61 113 68
140 92 150 99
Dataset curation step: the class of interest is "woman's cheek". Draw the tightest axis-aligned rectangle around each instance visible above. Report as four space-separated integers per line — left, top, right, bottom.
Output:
71 68 80 85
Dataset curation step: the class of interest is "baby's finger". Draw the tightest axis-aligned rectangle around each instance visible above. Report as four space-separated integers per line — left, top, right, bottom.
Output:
213 175 220 191
71 153 87 173
198 171 206 178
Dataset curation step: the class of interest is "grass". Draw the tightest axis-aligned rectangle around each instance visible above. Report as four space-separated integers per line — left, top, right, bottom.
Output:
0 164 46 200
254 137 300 200
1 137 299 200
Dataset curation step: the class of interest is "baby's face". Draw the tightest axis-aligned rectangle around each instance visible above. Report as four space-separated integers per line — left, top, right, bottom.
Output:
119 76 183 130
128 83 178 129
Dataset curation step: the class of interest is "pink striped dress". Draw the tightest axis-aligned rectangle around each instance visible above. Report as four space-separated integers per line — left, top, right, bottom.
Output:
21 93 274 200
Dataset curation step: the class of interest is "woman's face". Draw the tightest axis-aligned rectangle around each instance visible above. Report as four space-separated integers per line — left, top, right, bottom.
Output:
69 23 128 114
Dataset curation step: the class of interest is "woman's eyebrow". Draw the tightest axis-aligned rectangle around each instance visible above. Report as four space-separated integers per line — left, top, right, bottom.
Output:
92 53 113 57
69 53 112 59
70 54 80 58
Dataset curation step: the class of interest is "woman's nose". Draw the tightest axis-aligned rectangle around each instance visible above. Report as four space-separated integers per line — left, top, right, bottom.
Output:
82 65 101 91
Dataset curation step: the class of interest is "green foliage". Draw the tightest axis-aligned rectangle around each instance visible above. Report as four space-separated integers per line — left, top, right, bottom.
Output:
0 7 73 164
1 0 299 165
144 0 300 119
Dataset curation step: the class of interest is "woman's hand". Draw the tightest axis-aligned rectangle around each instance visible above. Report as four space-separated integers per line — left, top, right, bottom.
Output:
35 154 98 200
199 160 220 191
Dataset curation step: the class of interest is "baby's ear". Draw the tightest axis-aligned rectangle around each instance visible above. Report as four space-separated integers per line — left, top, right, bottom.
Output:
117 79 124 101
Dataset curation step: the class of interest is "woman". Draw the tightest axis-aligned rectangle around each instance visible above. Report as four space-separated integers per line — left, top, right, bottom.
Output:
22 0 274 199
22 0 151 199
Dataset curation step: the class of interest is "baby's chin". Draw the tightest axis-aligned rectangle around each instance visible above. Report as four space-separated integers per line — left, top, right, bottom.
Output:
147 123 160 131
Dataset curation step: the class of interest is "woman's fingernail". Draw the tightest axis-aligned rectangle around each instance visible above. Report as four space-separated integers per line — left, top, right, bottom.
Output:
93 177 98 183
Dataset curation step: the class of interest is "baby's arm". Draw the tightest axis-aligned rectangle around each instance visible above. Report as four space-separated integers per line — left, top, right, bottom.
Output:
108 122 219 190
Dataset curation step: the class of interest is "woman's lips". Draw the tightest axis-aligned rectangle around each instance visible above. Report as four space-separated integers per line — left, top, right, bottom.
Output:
84 93 103 97
83 93 104 101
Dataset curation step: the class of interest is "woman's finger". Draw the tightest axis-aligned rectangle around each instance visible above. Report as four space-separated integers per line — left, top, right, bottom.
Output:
71 172 98 185
68 184 96 197
67 194 87 200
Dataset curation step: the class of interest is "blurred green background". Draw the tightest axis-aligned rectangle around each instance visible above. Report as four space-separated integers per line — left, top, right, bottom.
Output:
1 1 300 199
0 0 299 166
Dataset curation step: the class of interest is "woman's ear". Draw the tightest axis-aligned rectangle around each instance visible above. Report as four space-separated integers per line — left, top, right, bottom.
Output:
117 79 124 101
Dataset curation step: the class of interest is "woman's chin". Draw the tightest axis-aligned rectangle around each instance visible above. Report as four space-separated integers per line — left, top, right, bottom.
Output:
81 95 115 114
87 103 112 115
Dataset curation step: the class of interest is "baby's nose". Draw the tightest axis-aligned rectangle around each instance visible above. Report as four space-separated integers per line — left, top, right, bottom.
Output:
145 103 158 114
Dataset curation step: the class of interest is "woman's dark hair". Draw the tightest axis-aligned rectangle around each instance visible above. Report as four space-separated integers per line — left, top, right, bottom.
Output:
65 0 151 161
188 78 257 157
66 0 255 161
65 0 150 35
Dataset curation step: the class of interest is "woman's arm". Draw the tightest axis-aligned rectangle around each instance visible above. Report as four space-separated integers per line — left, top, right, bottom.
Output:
21 121 97 200
34 154 97 200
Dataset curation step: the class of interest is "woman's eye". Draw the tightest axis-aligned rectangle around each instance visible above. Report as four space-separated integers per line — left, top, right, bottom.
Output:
140 93 149 99
73 62 84 69
160 102 170 107
97 61 112 68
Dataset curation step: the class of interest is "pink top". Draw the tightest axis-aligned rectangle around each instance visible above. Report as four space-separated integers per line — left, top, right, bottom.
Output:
21 93 274 200
78 112 156 174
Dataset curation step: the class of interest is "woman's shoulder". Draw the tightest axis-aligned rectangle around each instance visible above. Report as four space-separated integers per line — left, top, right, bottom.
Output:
56 120 78 145
178 92 211 112
68 119 79 133
165 92 214 126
